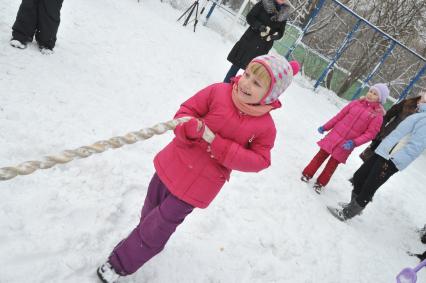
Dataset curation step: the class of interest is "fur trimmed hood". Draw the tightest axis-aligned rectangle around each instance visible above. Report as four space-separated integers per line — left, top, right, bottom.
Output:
261 0 291 22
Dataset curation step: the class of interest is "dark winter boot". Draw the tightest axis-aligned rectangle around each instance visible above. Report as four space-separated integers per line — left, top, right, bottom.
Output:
327 200 364 221
408 251 426 261
338 192 358 208
300 174 311 183
416 251 426 261
313 182 323 194
419 224 426 244
342 200 364 219
39 45 54 55
97 262 120 283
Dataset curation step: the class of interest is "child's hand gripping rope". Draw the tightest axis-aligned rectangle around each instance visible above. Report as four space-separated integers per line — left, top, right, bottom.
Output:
174 118 215 144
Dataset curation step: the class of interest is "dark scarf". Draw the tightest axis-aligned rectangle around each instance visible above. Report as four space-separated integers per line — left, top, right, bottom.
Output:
261 0 290 22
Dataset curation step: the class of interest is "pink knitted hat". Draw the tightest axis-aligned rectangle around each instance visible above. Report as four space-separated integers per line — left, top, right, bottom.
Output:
251 54 300 105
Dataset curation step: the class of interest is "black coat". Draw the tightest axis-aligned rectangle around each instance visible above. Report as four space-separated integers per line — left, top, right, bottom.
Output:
227 1 287 69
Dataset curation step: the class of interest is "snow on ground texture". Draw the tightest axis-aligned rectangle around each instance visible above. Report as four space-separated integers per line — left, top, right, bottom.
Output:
0 0 425 282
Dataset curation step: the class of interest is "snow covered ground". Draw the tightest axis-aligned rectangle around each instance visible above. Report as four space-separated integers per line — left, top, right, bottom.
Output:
0 0 425 282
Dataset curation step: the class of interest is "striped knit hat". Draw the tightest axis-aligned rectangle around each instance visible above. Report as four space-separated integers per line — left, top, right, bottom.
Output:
251 54 299 105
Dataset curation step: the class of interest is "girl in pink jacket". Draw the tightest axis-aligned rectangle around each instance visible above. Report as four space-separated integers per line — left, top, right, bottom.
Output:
301 83 389 194
97 54 299 283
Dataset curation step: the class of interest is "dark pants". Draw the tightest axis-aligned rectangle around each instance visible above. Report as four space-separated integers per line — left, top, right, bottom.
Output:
302 149 340 186
223 64 240 83
108 173 194 275
12 0 64 49
352 154 398 207
359 138 382 162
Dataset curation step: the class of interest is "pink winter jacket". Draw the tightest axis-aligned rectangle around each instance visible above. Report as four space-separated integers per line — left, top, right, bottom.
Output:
154 83 279 208
317 99 385 163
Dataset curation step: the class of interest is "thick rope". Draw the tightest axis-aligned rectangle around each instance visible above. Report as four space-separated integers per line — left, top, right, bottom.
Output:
0 117 190 181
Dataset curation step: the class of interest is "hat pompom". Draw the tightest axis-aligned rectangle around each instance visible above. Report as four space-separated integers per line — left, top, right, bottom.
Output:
289 60 300 76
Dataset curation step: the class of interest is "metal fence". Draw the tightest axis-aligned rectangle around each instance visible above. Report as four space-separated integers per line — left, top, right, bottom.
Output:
278 0 426 106
171 0 426 106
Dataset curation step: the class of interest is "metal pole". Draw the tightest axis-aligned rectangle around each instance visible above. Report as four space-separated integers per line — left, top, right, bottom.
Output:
205 2 217 21
397 63 426 102
223 0 250 40
351 40 396 100
314 18 362 90
204 0 223 25
285 0 326 59
330 0 425 62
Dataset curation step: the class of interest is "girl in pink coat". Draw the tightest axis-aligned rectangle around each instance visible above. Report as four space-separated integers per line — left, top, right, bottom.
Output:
301 83 389 194
97 54 299 283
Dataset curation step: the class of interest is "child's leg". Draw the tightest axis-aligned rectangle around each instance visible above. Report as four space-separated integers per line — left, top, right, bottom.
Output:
103 173 165 275
108 186 194 276
140 173 169 221
316 157 339 186
302 149 330 178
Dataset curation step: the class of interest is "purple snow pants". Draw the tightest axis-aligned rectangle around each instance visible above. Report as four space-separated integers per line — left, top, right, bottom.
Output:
108 173 194 275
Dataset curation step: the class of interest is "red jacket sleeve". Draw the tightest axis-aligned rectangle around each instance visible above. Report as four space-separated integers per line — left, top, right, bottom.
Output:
353 115 383 146
210 126 276 172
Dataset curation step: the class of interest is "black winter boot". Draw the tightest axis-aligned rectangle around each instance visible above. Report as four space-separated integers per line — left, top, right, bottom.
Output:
419 224 426 244
338 192 358 208
300 174 311 182
313 182 324 194
341 200 364 220
416 251 426 261
97 262 120 283
328 200 364 221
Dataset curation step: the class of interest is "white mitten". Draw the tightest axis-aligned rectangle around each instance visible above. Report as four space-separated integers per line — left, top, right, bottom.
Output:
266 32 279 42
260 26 271 37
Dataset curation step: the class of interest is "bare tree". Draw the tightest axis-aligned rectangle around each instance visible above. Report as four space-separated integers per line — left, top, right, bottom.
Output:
290 0 426 97
223 0 425 96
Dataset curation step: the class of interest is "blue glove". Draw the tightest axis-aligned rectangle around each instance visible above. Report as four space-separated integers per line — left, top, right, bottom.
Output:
318 126 325 134
342 140 355 150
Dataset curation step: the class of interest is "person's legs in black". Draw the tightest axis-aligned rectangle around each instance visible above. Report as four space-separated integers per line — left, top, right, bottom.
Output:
223 64 240 83
355 156 398 208
11 0 39 47
36 0 64 51
332 156 398 221
352 153 380 196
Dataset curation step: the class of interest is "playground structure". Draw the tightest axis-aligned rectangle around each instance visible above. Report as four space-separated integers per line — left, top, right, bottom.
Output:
199 0 426 105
